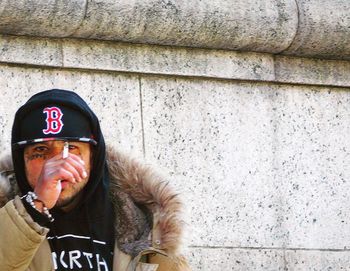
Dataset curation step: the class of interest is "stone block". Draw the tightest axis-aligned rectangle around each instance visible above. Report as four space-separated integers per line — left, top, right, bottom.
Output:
0 0 86 37
0 0 297 53
0 64 143 153
284 0 350 59
62 39 274 81
275 56 350 87
0 35 62 67
3 35 350 88
189 248 350 270
1 0 350 60
140 75 350 249
141 76 287 247
285 250 350 270
187 247 285 271
73 0 297 52
271 86 350 249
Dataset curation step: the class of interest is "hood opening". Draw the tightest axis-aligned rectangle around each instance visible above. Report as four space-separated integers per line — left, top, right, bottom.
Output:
11 89 107 206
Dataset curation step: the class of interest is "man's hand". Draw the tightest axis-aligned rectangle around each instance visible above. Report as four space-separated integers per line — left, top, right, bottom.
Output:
33 153 87 209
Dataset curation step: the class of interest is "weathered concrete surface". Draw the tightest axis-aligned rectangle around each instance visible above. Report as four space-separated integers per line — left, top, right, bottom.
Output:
1 0 350 59
0 34 276 81
3 35 350 87
1 58 350 270
141 76 350 249
0 0 297 53
187 248 285 270
0 64 143 154
1 13 350 268
0 35 63 67
0 0 87 37
284 0 350 59
274 56 350 87
188 248 350 270
73 0 297 53
285 250 350 270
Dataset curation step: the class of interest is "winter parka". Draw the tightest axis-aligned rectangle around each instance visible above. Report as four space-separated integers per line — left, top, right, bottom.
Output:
0 144 191 271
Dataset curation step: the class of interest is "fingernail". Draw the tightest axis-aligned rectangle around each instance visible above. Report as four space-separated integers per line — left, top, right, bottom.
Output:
73 178 76 183
83 171 87 178
80 159 85 165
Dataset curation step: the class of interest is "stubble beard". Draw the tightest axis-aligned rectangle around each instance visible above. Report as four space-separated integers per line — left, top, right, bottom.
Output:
55 182 86 210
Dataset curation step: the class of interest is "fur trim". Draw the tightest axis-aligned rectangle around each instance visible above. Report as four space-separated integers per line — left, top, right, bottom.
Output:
106 145 185 256
0 152 15 207
0 173 11 207
0 145 185 257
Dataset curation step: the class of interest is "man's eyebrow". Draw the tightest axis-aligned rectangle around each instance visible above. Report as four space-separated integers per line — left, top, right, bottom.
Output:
33 142 50 145
28 142 51 148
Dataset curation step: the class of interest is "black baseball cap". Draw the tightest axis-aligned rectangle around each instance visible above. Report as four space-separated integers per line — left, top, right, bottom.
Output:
12 100 97 148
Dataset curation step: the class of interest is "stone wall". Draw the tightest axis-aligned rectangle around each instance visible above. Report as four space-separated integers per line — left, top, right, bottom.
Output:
1 0 350 270
1 0 350 59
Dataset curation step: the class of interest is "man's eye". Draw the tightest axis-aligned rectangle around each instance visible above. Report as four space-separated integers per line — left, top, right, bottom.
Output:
34 146 48 152
69 145 78 150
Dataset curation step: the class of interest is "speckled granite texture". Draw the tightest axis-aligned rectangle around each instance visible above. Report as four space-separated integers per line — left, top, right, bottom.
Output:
1 24 350 269
1 0 350 59
0 65 143 153
0 0 297 54
141 76 350 251
285 250 350 270
188 248 285 270
2 35 350 87
284 0 350 59
188 248 350 270
1 60 350 270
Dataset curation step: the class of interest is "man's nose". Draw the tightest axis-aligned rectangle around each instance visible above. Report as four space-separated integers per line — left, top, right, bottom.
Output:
51 145 65 158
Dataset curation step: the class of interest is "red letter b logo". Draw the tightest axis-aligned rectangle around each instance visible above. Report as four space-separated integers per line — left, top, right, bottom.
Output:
43 107 64 135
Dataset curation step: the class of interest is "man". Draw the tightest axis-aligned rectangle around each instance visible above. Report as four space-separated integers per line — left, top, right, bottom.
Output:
0 89 190 270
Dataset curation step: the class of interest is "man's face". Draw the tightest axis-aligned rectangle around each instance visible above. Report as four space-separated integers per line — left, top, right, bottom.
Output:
23 140 91 208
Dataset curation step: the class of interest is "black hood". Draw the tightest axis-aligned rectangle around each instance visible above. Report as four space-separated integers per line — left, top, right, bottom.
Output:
11 89 107 207
12 89 116 269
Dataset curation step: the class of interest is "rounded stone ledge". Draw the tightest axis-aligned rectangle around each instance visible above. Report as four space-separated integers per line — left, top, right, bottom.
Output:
73 0 297 53
0 0 297 54
283 0 350 60
0 0 87 37
2 0 350 60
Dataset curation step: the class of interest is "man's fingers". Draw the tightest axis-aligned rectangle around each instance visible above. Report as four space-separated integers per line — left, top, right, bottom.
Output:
46 155 87 181
61 161 83 182
47 152 85 165
63 156 87 180
47 167 76 184
68 153 86 166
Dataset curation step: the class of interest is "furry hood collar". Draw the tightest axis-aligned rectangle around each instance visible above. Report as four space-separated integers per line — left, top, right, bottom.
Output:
0 144 185 257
